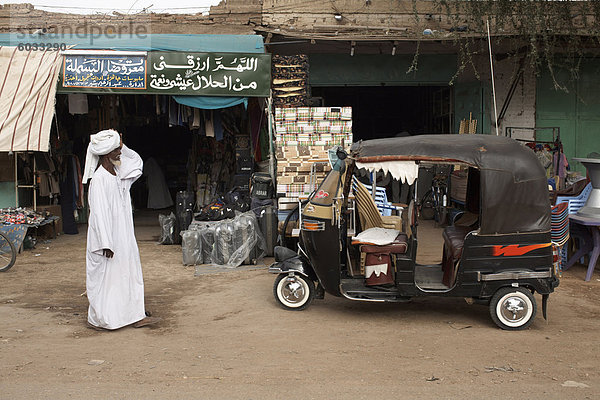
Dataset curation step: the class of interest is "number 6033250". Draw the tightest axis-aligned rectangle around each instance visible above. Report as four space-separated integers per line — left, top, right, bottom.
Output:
17 43 67 51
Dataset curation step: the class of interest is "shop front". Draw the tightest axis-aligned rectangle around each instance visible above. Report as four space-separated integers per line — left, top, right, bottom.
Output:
0 34 272 240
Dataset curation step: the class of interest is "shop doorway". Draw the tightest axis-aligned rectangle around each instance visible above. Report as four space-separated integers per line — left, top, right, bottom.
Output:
310 86 453 140
53 94 269 222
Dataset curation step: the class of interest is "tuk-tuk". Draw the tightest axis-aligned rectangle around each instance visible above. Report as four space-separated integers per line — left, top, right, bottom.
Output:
270 134 560 330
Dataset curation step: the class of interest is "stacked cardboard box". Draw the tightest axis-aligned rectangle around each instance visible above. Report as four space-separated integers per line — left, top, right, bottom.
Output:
275 107 353 227
274 107 352 146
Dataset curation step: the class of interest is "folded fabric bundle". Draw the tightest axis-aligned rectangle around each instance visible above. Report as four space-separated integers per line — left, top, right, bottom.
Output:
352 227 400 246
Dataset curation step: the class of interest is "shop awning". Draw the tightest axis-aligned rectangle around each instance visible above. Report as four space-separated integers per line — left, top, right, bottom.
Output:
0 47 62 152
173 95 247 110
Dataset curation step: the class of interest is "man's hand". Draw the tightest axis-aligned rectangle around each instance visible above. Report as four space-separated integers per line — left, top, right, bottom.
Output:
103 249 114 258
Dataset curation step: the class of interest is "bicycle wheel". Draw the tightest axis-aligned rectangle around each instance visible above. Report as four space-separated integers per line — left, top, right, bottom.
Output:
433 189 448 226
0 231 17 272
420 190 435 220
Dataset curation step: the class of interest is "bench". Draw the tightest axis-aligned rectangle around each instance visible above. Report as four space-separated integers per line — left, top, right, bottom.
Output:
441 226 472 287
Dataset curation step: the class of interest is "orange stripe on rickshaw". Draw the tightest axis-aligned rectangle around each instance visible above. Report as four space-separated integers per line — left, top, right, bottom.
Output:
491 243 551 257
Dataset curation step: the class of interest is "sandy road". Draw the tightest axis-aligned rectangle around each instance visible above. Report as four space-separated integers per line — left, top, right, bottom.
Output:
0 218 599 399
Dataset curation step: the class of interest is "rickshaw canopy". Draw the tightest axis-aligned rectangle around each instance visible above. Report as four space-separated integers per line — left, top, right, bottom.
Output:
350 134 551 235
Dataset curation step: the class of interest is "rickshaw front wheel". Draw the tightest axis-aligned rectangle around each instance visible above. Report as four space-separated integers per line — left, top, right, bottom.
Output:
490 287 537 330
273 273 314 311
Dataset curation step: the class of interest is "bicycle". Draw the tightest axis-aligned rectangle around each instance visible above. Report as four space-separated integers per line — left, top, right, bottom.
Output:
419 166 450 226
0 231 17 272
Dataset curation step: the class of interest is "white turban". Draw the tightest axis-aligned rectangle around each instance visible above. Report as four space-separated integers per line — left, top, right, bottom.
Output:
82 129 121 184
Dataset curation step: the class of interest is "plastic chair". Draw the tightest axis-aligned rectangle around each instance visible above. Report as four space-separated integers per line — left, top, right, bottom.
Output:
555 182 592 212
359 181 403 217
551 202 570 272
555 182 592 266
352 178 403 231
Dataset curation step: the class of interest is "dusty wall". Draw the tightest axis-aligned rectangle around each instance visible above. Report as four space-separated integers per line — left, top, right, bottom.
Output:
0 2 261 35
459 54 536 139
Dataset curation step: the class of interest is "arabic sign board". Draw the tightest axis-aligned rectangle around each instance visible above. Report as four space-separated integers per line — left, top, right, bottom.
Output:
58 52 271 97
62 55 146 89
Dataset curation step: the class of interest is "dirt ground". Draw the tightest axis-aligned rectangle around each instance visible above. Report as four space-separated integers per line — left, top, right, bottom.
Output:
1 212 599 399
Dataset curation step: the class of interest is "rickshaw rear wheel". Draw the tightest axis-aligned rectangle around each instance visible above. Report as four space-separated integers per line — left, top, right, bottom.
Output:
489 287 537 330
273 273 314 311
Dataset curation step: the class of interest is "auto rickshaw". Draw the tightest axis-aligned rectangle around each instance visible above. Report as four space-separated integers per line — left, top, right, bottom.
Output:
270 134 560 330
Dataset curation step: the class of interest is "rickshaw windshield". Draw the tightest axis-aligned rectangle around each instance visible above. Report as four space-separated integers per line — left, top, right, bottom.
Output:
309 154 346 206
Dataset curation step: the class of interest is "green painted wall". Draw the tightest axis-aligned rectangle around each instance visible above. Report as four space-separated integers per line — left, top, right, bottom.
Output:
0 182 15 208
309 54 493 135
454 81 491 134
536 59 600 174
309 54 458 86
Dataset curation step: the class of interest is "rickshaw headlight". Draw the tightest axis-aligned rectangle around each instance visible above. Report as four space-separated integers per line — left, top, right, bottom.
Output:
301 219 325 231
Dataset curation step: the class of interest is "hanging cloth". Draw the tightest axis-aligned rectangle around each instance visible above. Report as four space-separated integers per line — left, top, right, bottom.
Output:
205 111 215 137
213 110 224 141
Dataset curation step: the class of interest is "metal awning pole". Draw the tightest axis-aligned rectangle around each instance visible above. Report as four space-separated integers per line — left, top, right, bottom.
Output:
14 152 18 207
33 156 37 211
487 19 500 136
267 92 275 183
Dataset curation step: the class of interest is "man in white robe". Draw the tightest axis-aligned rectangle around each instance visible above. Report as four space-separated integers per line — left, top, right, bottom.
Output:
83 129 159 330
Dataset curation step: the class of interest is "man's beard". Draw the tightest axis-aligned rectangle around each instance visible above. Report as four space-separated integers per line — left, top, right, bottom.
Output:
109 158 121 167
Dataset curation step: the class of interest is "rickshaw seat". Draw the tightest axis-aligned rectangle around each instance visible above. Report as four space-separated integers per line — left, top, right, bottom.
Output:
442 226 471 260
359 233 409 255
441 226 472 287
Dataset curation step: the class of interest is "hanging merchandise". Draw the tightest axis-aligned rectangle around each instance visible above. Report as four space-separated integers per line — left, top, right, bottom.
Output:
192 108 201 129
553 144 569 189
205 110 215 137
213 111 224 141
144 157 174 209
68 93 89 115
271 55 309 107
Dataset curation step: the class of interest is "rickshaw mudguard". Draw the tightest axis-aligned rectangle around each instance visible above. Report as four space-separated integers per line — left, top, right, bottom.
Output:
268 254 318 282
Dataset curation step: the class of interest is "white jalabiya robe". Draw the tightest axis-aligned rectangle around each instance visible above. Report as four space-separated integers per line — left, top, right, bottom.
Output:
86 145 146 329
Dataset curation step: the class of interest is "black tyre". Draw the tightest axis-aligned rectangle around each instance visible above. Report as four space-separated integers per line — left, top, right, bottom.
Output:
420 190 435 220
273 273 314 311
489 287 537 330
0 232 17 272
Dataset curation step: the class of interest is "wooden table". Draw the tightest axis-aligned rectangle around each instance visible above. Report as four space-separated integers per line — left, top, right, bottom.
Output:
565 213 600 281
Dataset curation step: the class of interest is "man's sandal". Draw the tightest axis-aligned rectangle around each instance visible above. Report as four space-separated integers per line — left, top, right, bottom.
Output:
133 316 162 328
86 322 108 331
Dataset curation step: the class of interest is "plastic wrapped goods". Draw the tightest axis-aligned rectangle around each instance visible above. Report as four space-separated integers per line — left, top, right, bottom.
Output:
213 220 236 265
235 212 259 265
188 211 266 268
158 212 177 245
181 230 202 265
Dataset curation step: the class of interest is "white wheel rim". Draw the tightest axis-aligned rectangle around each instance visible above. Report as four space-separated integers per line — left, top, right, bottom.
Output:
496 291 533 328
277 276 309 308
